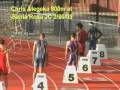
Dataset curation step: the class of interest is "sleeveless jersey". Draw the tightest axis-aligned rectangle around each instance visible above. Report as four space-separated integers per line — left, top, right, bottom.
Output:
0 49 8 74
78 30 88 43
35 40 47 60
67 40 78 65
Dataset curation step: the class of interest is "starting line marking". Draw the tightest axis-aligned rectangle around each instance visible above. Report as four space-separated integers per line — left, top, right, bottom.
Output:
82 77 108 82
93 70 120 74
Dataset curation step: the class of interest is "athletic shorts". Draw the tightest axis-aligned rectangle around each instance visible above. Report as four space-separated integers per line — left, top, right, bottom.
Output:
67 53 77 66
34 58 46 68
89 40 96 50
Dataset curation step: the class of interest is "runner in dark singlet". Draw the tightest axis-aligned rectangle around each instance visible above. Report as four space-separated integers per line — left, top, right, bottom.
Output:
88 22 103 50
32 33 48 86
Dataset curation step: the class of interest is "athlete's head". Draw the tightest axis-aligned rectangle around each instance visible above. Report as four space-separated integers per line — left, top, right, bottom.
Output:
70 33 76 40
76 22 83 30
0 38 5 45
39 33 45 40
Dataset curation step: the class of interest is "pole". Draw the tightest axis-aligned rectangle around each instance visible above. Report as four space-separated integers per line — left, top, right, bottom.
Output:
118 0 120 24
107 0 109 9
68 0 72 36
96 0 99 22
59 20 62 45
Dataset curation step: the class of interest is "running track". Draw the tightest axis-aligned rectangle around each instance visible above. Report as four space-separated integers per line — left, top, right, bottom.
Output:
1 36 120 90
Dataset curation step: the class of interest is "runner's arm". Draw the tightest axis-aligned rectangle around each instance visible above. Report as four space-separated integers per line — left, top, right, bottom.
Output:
6 52 10 73
65 42 69 61
45 45 48 66
97 29 103 40
76 31 79 41
87 30 90 41
32 41 37 63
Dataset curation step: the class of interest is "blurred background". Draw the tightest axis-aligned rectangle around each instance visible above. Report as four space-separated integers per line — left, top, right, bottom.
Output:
0 0 120 58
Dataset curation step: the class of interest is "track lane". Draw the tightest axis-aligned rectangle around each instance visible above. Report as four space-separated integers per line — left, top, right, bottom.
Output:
9 46 118 87
2 37 120 90
9 48 120 89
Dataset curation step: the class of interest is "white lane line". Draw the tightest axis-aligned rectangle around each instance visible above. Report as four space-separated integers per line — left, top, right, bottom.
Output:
49 63 64 70
10 51 64 61
11 70 26 90
104 58 120 71
96 72 120 89
46 75 58 90
10 51 65 62
49 55 65 61
111 58 120 63
78 78 89 90
10 51 32 58
106 66 120 71
11 59 58 90
104 65 120 89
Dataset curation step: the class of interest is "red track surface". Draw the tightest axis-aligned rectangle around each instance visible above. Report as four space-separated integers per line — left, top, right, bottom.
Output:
1 36 120 90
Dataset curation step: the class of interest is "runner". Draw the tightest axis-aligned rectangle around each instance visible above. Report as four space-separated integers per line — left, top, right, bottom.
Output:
88 22 103 50
76 22 88 56
32 33 48 85
0 38 10 89
65 33 79 66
